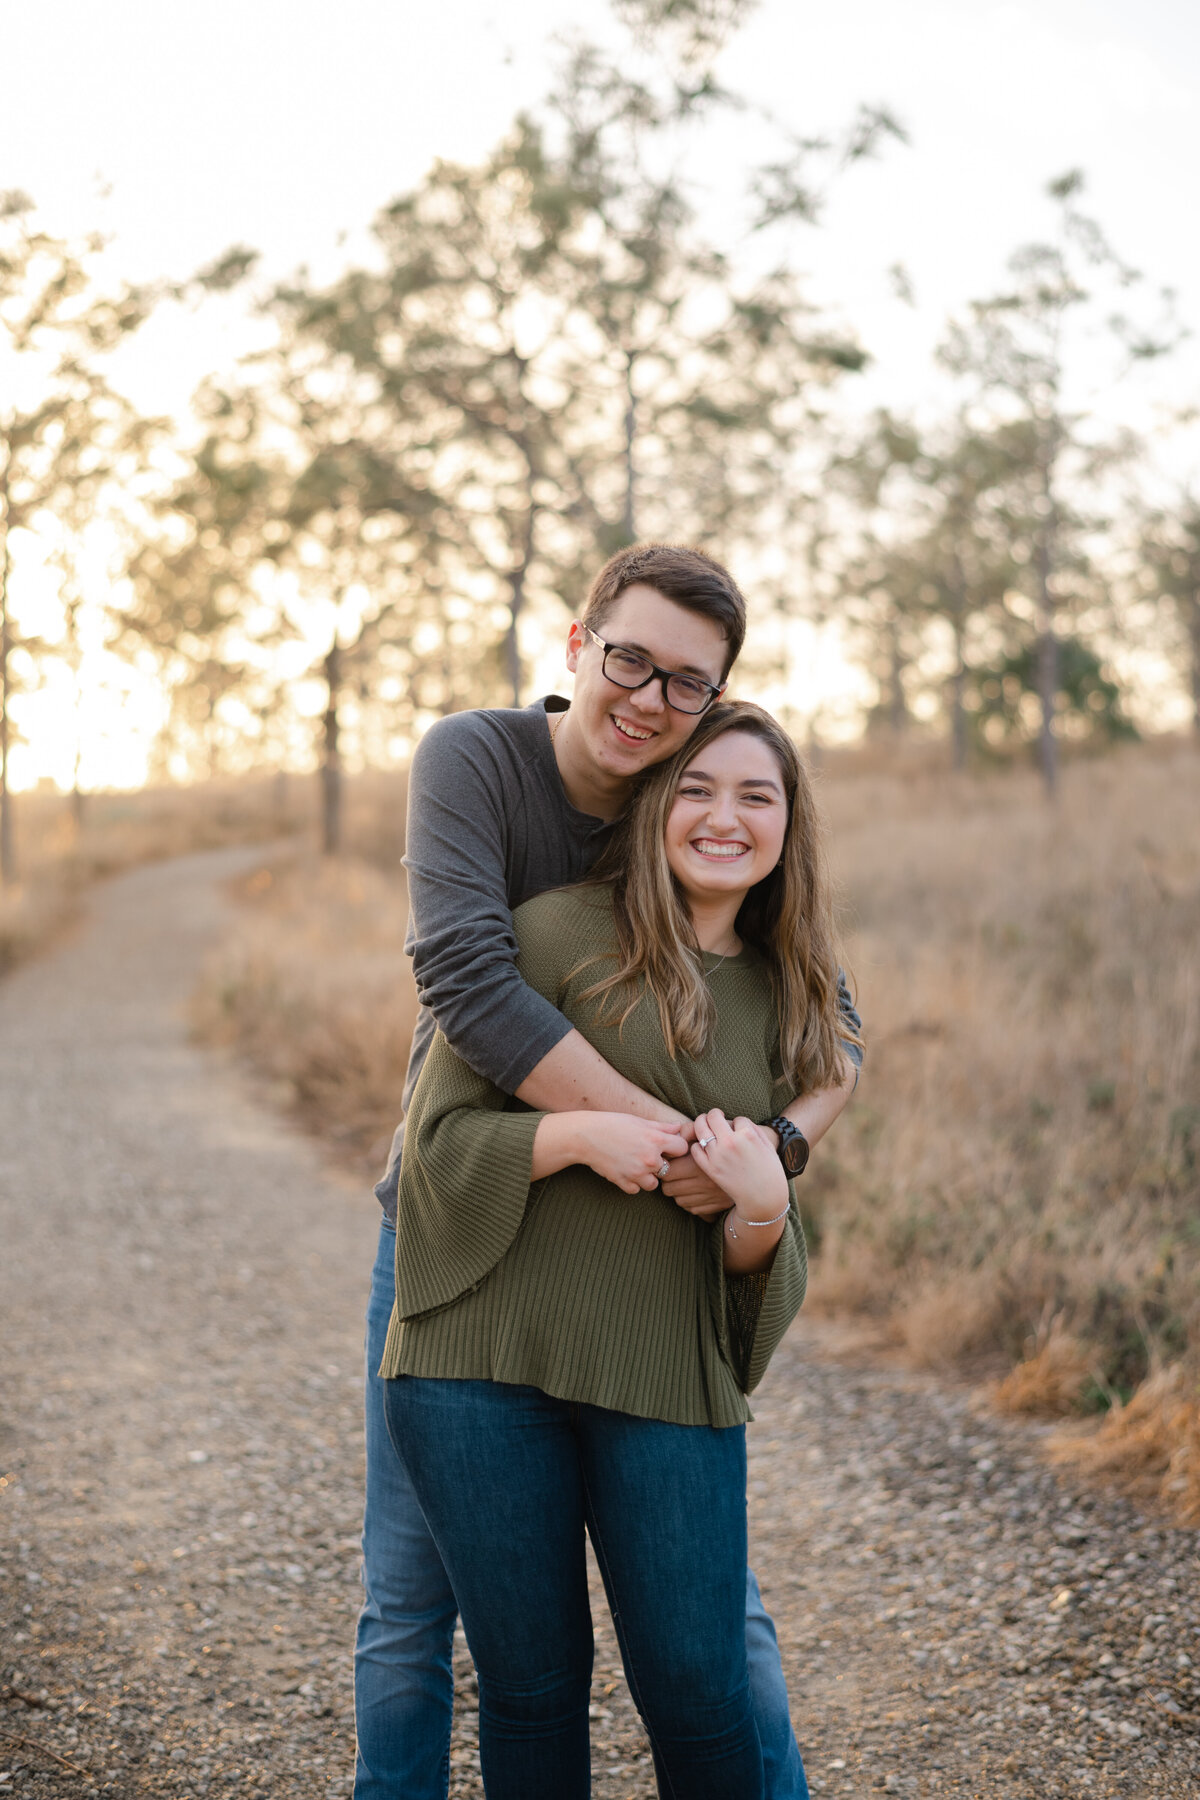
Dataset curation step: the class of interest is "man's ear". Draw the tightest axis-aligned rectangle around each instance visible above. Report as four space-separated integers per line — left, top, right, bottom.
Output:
565 620 586 674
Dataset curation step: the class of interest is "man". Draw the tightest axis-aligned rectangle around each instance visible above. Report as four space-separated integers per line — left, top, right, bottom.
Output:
355 543 862 1799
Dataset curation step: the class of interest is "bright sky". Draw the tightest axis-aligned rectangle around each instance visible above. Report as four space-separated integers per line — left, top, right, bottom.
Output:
4 0 1199 787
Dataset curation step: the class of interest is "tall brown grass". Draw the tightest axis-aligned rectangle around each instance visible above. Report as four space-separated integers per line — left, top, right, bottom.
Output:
190 739 1200 1516
192 849 418 1169
816 739 1199 1390
1049 1367 1200 1525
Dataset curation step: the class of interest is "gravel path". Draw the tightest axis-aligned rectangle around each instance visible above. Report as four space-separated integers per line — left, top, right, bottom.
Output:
1 848 1197 1799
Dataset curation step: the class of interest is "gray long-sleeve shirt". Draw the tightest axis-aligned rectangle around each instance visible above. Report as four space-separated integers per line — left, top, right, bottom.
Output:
375 695 862 1219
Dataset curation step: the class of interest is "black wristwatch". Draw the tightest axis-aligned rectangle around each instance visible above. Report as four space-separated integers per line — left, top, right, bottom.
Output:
763 1116 809 1178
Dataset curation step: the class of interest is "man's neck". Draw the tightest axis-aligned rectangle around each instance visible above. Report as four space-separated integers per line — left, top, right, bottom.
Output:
549 708 631 823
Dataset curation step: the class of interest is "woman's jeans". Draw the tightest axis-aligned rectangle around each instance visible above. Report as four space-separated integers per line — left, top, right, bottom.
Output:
354 1221 808 1799
388 1372 765 1800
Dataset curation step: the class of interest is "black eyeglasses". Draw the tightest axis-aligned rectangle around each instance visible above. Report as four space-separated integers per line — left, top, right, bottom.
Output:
584 626 724 715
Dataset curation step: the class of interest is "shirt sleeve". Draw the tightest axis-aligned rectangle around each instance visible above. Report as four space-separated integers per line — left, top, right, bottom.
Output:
707 1200 809 1395
380 893 586 1347
380 1028 547 1340
403 714 574 1096
836 967 864 1074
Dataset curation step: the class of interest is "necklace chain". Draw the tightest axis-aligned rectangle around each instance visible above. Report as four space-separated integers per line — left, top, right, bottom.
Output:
548 708 566 746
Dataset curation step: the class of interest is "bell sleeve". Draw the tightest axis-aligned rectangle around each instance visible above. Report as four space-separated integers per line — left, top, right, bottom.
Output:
384 1030 547 1335
714 1202 809 1395
379 889 592 1373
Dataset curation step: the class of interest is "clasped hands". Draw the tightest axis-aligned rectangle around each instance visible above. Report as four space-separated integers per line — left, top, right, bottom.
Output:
569 1109 780 1216
661 1110 783 1221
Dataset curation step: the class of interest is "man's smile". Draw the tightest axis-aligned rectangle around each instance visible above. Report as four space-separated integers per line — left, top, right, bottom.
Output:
611 713 656 743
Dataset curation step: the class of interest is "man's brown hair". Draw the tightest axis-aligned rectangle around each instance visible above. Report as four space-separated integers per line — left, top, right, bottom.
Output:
581 544 747 677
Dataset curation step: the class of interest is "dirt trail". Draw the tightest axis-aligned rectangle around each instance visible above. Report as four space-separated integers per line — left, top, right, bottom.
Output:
1 849 1197 1799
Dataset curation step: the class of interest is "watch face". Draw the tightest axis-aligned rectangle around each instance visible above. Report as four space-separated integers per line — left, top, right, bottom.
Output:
780 1133 809 1176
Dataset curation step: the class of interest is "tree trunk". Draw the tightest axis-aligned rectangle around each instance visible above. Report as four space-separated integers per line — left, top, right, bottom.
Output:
504 502 537 710
949 550 968 772
622 356 637 546
205 697 222 781
950 618 967 772
1036 621 1059 796
1035 466 1059 799
321 637 342 856
1190 591 1200 737
503 575 524 710
0 492 14 888
887 613 908 735
68 600 86 831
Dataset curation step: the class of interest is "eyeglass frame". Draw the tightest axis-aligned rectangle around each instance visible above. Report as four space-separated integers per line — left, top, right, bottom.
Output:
582 625 726 715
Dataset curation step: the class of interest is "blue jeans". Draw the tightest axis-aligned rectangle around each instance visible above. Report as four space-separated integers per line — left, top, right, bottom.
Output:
387 1374 760 1799
354 1222 808 1799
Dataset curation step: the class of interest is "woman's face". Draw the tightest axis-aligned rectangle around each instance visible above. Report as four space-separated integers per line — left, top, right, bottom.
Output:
664 729 789 904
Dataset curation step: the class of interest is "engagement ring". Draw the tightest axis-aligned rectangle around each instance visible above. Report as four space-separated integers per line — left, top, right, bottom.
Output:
696 1135 715 1149
657 1162 670 1179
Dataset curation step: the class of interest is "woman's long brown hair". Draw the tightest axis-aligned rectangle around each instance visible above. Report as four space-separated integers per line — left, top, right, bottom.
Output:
582 701 858 1094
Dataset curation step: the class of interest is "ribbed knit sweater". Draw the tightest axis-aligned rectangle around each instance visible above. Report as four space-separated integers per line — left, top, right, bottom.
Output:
379 884 809 1427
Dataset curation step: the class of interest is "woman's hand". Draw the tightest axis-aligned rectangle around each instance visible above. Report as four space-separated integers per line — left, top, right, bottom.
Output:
532 1113 689 1194
689 1110 789 1219
659 1153 733 1221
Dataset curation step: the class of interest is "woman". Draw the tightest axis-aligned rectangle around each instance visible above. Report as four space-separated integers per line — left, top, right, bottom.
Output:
381 701 857 1799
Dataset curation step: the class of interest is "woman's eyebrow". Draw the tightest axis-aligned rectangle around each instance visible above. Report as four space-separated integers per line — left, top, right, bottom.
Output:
680 767 784 793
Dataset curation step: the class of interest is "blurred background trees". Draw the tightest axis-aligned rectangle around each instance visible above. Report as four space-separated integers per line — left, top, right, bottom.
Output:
1 1 1197 872
935 170 1177 792
0 190 155 880
1137 495 1200 735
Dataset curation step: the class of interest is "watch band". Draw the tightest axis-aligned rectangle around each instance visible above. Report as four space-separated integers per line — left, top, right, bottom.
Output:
764 1115 810 1177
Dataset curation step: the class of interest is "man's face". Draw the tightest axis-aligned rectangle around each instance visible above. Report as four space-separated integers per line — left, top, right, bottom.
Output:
564 584 730 782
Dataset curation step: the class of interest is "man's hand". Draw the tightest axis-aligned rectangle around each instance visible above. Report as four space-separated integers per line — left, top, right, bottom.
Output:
572 1115 690 1195
659 1147 733 1221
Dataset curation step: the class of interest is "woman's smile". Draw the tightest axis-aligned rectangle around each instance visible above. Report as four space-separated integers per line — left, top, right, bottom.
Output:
689 836 751 860
665 728 788 914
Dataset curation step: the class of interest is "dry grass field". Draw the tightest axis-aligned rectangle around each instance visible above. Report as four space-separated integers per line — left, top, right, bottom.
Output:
818 738 1200 1520
818 738 1199 1375
42 739 1200 1520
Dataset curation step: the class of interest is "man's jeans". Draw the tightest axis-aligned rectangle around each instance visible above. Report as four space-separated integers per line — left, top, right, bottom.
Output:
354 1221 809 1799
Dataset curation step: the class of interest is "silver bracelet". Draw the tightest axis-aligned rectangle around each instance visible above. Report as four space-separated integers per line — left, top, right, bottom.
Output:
726 1203 790 1240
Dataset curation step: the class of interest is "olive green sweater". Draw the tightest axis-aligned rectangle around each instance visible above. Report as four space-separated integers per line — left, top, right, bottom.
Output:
380 884 808 1427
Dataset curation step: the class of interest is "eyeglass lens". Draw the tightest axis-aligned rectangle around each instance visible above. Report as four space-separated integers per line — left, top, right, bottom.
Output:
602 646 713 713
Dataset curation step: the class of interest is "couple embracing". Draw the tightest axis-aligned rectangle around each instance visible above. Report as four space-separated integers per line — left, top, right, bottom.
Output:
354 544 863 1799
